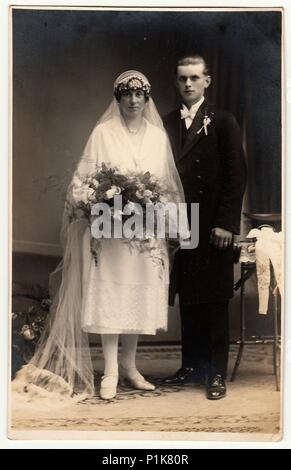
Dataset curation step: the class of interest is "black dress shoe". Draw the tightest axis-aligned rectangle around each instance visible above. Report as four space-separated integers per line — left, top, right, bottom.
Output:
158 367 205 386
206 374 226 400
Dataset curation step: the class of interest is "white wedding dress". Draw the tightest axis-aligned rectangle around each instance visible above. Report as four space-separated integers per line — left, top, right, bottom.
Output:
75 116 171 335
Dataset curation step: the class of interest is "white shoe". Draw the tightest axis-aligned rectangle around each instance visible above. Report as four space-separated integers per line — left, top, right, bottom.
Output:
100 375 118 400
120 365 155 391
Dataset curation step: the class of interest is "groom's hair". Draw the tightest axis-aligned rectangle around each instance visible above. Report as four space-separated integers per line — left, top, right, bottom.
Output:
177 54 209 76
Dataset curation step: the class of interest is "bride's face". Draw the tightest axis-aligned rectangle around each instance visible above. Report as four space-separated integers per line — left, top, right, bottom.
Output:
119 90 146 119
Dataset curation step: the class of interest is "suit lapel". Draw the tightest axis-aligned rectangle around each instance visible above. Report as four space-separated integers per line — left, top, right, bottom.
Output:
180 100 208 160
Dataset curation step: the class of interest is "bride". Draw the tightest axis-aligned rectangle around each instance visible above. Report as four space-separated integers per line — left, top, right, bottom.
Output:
13 70 185 402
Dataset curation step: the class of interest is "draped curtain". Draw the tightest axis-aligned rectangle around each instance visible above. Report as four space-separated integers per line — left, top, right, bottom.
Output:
160 11 282 216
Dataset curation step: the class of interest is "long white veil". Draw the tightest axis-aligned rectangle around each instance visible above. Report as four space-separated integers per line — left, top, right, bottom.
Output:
12 71 185 402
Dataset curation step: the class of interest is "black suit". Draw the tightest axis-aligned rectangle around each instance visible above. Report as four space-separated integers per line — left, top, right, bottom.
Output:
163 99 247 379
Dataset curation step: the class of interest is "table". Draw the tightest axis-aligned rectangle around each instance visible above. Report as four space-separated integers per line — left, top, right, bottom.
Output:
230 261 281 391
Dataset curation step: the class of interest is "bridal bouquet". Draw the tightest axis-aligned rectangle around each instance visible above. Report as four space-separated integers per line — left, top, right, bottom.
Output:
68 163 181 267
74 162 170 202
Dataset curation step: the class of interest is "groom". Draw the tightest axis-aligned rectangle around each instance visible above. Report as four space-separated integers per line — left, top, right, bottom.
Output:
162 54 247 399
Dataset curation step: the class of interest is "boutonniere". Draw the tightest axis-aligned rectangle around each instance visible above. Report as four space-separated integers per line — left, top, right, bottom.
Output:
197 112 215 136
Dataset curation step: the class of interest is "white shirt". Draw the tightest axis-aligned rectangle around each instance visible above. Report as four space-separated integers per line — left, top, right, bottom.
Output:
181 96 205 129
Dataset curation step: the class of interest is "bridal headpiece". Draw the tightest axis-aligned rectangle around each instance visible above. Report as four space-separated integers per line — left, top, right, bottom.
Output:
114 70 151 102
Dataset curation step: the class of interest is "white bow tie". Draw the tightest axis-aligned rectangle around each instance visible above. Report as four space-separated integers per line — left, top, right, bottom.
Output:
180 108 197 121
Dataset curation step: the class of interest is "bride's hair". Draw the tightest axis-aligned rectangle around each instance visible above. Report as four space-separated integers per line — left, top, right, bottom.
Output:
114 87 149 103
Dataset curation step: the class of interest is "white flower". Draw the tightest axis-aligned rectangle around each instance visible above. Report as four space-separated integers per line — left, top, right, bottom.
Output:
87 188 96 201
136 188 153 201
73 184 90 203
72 175 83 188
115 186 122 195
105 185 122 199
197 114 213 135
21 325 36 341
91 178 100 189
136 183 146 199
149 175 157 184
144 189 153 200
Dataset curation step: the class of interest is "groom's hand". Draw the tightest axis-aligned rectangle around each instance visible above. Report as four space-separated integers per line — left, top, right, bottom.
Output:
210 227 233 249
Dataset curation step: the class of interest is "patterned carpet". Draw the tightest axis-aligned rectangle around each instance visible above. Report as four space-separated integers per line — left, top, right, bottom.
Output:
10 344 281 439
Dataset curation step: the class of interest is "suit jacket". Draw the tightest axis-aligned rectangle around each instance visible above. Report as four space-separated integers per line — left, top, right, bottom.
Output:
163 100 247 305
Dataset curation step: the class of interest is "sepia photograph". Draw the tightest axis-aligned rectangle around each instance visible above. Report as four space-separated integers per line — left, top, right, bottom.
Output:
7 4 284 443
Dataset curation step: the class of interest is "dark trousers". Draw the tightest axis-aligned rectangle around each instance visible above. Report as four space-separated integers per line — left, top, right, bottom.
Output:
180 301 229 380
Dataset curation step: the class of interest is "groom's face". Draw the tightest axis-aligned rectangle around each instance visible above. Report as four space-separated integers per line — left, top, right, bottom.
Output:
176 63 211 108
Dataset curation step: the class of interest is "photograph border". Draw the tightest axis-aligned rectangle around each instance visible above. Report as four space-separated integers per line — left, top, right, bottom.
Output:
1 0 290 449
